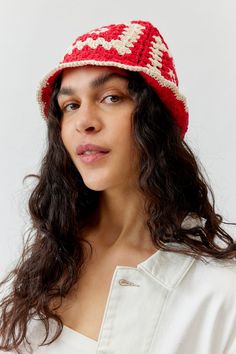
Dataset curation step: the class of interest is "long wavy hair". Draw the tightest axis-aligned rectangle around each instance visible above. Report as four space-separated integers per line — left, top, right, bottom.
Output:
0 69 236 353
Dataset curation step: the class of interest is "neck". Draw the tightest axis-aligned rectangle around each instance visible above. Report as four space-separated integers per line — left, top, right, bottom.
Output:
84 186 152 250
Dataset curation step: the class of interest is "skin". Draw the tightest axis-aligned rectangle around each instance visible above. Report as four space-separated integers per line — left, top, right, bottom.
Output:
58 65 157 254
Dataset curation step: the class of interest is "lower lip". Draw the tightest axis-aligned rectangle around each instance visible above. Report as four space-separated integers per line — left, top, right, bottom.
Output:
78 151 109 164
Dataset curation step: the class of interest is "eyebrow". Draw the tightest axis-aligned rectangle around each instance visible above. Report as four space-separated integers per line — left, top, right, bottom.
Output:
57 71 129 99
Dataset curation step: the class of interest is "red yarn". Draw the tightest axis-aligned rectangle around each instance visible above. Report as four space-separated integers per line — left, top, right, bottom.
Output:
37 20 189 138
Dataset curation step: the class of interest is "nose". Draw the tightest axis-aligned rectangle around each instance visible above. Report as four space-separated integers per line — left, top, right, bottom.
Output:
75 101 101 133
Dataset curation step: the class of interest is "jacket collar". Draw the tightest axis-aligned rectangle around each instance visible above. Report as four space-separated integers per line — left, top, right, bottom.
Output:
137 213 206 290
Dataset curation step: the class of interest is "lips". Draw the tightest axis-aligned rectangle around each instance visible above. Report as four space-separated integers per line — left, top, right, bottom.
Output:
76 143 110 155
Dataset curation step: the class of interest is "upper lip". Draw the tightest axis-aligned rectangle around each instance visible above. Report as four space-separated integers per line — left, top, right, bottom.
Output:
76 143 110 155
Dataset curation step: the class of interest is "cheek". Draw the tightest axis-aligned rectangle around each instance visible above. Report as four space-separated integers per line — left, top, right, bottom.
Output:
60 129 67 149
112 117 137 163
60 125 73 154
113 112 133 143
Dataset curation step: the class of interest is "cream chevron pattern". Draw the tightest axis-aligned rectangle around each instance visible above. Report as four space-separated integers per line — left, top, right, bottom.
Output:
65 22 146 57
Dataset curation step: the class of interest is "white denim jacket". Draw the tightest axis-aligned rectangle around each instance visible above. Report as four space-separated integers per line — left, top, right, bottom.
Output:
12 214 236 354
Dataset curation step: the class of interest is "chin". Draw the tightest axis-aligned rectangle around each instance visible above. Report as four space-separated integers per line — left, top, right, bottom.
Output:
82 177 111 192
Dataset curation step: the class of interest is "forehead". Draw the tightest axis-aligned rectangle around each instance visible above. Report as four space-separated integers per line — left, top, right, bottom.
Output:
60 65 130 85
57 65 130 100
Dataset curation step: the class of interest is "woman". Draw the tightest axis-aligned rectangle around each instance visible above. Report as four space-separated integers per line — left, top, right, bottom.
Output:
0 19 236 354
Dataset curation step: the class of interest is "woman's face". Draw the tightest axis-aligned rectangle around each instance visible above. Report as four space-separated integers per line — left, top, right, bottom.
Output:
58 65 139 192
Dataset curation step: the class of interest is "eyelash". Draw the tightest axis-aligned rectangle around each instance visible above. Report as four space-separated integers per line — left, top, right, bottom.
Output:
61 95 122 113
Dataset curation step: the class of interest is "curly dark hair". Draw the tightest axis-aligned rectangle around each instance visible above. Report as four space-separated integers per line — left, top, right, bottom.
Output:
0 69 235 354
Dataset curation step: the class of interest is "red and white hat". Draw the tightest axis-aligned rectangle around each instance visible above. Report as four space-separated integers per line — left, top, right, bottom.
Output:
36 20 189 138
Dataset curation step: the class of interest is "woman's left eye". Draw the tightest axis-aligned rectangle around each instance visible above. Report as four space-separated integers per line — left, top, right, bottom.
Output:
103 95 121 103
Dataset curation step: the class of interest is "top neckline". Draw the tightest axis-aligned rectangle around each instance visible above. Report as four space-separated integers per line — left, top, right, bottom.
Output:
63 324 98 343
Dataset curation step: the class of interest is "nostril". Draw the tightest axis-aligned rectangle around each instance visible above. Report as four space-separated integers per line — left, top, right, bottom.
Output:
85 127 96 132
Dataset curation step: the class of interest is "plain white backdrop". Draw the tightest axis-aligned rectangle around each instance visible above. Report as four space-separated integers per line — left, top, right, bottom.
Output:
0 0 235 285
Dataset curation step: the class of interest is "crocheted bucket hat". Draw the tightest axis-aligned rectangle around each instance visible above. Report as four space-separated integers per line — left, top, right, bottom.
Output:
36 19 189 138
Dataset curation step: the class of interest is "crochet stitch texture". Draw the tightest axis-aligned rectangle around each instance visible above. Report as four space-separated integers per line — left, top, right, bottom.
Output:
37 20 189 138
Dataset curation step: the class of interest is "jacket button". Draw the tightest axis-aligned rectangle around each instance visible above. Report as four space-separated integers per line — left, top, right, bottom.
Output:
119 278 140 287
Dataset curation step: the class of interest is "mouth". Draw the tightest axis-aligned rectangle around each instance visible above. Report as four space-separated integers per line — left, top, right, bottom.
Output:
78 151 110 164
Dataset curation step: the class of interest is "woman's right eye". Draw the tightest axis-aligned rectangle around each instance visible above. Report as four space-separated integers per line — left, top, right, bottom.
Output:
62 103 80 112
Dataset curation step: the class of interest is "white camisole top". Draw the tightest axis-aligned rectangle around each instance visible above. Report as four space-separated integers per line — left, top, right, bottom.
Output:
22 322 98 354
